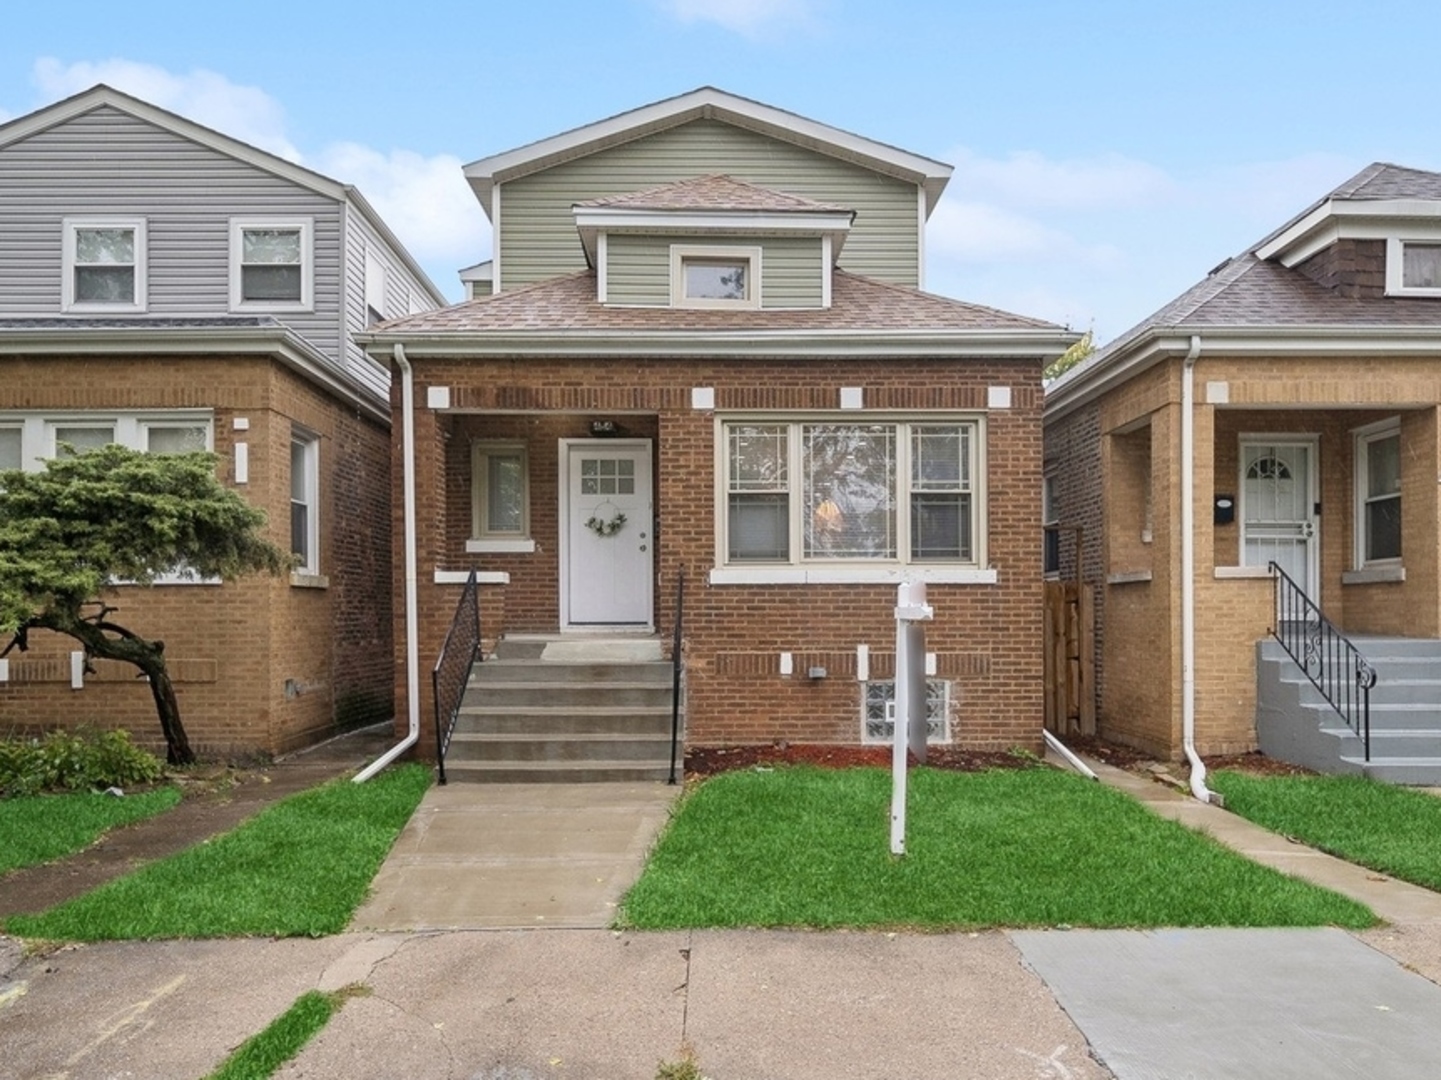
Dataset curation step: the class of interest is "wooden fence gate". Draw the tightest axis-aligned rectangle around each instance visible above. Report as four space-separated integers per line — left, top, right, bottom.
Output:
1043 580 1095 737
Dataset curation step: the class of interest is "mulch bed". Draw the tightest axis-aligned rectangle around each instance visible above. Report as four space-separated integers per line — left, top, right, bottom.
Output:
685 743 1036 777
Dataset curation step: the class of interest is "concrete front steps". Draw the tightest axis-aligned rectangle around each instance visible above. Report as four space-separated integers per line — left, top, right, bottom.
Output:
1256 636 1441 784
441 635 679 783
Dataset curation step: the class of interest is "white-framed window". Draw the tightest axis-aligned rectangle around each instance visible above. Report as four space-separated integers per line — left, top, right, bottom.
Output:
230 218 314 311
1042 471 1060 577
364 248 387 326
0 412 211 467
1355 419 1401 567
51 422 116 457
62 217 147 312
721 417 982 567
471 442 529 542
862 679 951 744
0 424 22 471
1386 238 1441 296
290 430 320 575
670 245 761 310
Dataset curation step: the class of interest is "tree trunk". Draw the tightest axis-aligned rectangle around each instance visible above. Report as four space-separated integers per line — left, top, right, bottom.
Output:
29 607 197 766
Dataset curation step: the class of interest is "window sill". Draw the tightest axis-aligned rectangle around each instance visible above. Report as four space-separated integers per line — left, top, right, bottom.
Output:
1342 565 1406 585
708 566 999 586
465 538 537 554
1106 570 1152 585
290 572 329 589
434 569 511 585
1213 566 1272 580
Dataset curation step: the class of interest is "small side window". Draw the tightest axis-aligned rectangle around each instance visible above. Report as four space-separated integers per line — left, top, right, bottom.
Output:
291 431 320 574
63 218 147 312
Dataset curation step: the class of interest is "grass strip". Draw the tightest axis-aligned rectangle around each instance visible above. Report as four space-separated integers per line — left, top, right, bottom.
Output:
621 765 1375 929
1211 770 1441 891
4 763 429 940
207 989 343 1080
0 787 181 875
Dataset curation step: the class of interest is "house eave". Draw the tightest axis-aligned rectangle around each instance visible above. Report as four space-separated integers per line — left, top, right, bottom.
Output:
464 87 953 221
0 324 390 424
362 327 1076 361
1045 325 1441 422
1255 198 1441 266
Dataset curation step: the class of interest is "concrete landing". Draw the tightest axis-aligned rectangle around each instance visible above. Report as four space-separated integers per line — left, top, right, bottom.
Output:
1014 927 1441 1079
350 782 678 930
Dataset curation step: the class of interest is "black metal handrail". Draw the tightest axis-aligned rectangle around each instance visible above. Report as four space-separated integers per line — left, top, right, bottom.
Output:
432 568 481 785
1269 561 1377 761
668 566 685 785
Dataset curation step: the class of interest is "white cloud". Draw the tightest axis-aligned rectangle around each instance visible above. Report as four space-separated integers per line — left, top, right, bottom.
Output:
314 143 490 290
654 0 816 36
927 200 1122 268
948 147 1175 210
32 57 301 161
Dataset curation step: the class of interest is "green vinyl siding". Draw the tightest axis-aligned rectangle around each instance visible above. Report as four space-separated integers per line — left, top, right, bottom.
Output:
605 234 670 305
605 233 824 308
500 119 918 290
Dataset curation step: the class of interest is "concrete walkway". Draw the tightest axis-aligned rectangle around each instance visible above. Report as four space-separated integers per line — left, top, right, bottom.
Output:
351 781 679 930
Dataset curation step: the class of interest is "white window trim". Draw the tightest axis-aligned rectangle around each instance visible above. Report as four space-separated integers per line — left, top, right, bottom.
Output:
1385 237 1441 297
364 247 387 325
1353 417 1402 570
62 217 147 313
715 413 987 573
670 244 762 310
471 441 531 544
291 430 320 577
229 217 314 312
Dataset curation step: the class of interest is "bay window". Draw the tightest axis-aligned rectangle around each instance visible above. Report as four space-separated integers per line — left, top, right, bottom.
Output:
722 417 981 567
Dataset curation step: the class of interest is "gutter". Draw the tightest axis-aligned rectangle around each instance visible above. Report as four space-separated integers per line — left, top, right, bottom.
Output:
355 343 421 782
1181 335 1213 803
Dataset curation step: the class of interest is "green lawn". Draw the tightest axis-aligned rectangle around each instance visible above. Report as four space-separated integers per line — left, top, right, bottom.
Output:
206 989 349 1080
4 764 430 940
1211 770 1441 892
620 765 1375 930
0 787 182 875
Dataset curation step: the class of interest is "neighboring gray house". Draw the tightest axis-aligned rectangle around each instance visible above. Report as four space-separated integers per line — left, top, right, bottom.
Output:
0 84 447 758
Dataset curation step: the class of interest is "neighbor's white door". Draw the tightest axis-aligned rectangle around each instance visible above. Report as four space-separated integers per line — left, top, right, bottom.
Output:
1240 440 1318 596
564 441 653 625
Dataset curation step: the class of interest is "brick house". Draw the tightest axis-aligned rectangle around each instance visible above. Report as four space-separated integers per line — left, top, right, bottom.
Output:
0 85 445 758
1044 163 1441 785
362 88 1076 775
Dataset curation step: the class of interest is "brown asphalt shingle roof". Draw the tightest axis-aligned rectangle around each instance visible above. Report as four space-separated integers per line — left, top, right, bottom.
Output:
576 174 852 214
373 268 1061 335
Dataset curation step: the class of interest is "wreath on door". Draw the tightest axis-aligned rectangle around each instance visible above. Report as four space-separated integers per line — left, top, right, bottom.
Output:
585 502 628 537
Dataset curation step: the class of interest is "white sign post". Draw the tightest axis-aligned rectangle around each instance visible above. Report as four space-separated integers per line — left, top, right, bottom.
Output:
891 580 933 856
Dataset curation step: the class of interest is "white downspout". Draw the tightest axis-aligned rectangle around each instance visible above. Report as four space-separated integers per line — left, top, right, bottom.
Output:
1181 335 1213 803
355 343 421 782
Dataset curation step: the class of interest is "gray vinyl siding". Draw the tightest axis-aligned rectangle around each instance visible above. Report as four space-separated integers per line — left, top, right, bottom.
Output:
605 233 823 308
0 106 343 359
499 119 919 290
340 201 440 398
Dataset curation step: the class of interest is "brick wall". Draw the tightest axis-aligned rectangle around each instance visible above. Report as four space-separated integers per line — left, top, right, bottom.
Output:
0 354 392 759
396 354 1046 754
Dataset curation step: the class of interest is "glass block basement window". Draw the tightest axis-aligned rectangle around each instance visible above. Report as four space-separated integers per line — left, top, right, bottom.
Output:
863 680 950 744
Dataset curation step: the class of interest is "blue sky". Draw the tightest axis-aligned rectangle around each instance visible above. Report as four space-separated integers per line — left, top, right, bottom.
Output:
4 0 1439 339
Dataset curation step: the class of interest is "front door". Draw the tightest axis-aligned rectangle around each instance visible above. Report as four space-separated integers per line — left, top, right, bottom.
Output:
562 440 653 626
1240 439 1318 596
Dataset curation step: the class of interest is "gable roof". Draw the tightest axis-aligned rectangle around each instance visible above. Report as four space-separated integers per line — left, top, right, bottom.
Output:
0 84 447 307
1047 162 1441 418
360 268 1073 360
464 87 953 221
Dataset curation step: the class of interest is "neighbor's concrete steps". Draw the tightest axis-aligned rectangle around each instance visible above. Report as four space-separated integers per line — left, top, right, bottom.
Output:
1256 636 1441 784
442 637 677 783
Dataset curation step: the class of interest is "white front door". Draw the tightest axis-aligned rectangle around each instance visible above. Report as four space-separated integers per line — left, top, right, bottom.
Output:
1240 439 1318 596
563 440 653 626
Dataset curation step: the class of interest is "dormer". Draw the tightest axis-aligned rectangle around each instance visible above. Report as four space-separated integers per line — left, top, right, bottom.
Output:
1254 164 1441 298
571 175 855 310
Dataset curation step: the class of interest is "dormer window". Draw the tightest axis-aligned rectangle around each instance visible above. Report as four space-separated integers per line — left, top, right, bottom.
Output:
63 218 147 312
670 245 761 309
1386 238 1441 296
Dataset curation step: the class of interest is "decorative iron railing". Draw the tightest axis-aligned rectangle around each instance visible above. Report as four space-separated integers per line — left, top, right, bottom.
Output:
432 568 481 785
1269 561 1377 761
668 566 685 785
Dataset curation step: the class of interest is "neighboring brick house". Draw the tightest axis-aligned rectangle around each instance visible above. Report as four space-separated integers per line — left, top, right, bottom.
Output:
0 85 445 758
1044 163 1441 774
364 88 1075 765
